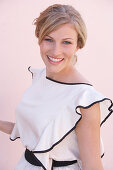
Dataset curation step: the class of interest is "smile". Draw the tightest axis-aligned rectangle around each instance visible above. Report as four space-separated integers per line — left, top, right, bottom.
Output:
47 55 64 63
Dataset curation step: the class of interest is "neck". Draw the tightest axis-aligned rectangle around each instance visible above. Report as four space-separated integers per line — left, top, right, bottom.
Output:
46 67 79 83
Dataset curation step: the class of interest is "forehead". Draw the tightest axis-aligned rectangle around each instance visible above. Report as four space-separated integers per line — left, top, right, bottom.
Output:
47 23 78 39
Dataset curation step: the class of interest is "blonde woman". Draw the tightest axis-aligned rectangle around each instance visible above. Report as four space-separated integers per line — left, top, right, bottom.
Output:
0 4 113 170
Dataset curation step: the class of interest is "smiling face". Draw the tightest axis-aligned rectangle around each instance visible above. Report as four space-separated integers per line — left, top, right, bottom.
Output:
39 23 79 78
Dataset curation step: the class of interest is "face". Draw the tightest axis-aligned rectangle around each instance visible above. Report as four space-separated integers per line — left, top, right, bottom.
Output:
39 23 79 78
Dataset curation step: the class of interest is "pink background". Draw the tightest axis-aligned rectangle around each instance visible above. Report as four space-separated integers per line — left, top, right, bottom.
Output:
0 0 113 169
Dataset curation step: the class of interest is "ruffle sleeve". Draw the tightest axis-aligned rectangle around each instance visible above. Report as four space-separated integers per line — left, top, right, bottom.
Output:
30 86 113 170
32 86 113 153
9 67 113 170
75 87 113 127
10 66 43 141
10 123 20 141
28 66 43 83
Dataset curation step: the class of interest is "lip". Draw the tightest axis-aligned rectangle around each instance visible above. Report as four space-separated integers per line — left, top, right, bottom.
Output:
47 55 63 59
47 55 64 64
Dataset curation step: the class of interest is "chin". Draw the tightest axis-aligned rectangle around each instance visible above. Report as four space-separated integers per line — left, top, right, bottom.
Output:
46 66 63 75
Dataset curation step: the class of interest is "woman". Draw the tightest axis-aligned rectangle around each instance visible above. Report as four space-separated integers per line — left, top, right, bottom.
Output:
0 4 113 170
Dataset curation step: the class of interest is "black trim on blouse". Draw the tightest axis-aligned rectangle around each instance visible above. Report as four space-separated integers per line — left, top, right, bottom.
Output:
31 98 113 153
10 66 113 169
28 66 33 79
28 66 93 86
10 98 113 154
46 76 93 86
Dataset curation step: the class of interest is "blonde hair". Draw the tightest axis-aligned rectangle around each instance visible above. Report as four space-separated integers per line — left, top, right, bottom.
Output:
33 4 87 64
33 4 87 49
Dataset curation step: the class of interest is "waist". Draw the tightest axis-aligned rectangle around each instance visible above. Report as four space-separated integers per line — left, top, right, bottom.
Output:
25 148 77 170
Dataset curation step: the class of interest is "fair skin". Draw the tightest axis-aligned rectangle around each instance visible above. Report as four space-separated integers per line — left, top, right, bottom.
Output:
76 104 104 170
39 23 83 83
0 120 14 134
0 23 104 170
39 23 104 170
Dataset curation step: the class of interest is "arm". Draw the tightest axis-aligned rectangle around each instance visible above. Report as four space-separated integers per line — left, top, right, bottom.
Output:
75 103 104 170
0 120 15 135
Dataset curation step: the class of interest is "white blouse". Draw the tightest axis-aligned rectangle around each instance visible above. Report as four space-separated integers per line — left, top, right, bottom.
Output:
10 67 113 170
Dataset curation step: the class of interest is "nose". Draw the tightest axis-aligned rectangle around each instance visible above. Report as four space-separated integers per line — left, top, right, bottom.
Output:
51 43 62 56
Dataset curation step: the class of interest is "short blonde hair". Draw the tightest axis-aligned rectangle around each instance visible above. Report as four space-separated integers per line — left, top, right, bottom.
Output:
33 4 87 49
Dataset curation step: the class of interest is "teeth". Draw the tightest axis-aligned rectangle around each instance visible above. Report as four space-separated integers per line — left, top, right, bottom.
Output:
48 56 63 62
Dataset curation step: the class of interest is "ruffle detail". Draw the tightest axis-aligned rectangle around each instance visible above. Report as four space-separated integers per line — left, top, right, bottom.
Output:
76 98 113 127
9 66 113 170
28 66 44 83
10 66 42 141
28 66 39 79
10 123 20 141
31 92 113 153
31 89 112 170
75 89 113 127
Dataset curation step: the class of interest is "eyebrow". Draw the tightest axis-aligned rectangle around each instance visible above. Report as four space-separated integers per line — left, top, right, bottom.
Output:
45 35 74 40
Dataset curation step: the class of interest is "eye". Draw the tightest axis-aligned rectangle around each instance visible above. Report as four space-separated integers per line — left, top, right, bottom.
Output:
63 41 72 44
44 38 53 42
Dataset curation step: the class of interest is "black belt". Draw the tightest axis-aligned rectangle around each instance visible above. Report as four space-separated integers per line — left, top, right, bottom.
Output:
25 148 77 170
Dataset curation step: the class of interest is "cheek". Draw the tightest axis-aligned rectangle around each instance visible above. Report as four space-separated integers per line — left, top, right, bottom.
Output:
40 43 49 54
65 48 75 57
